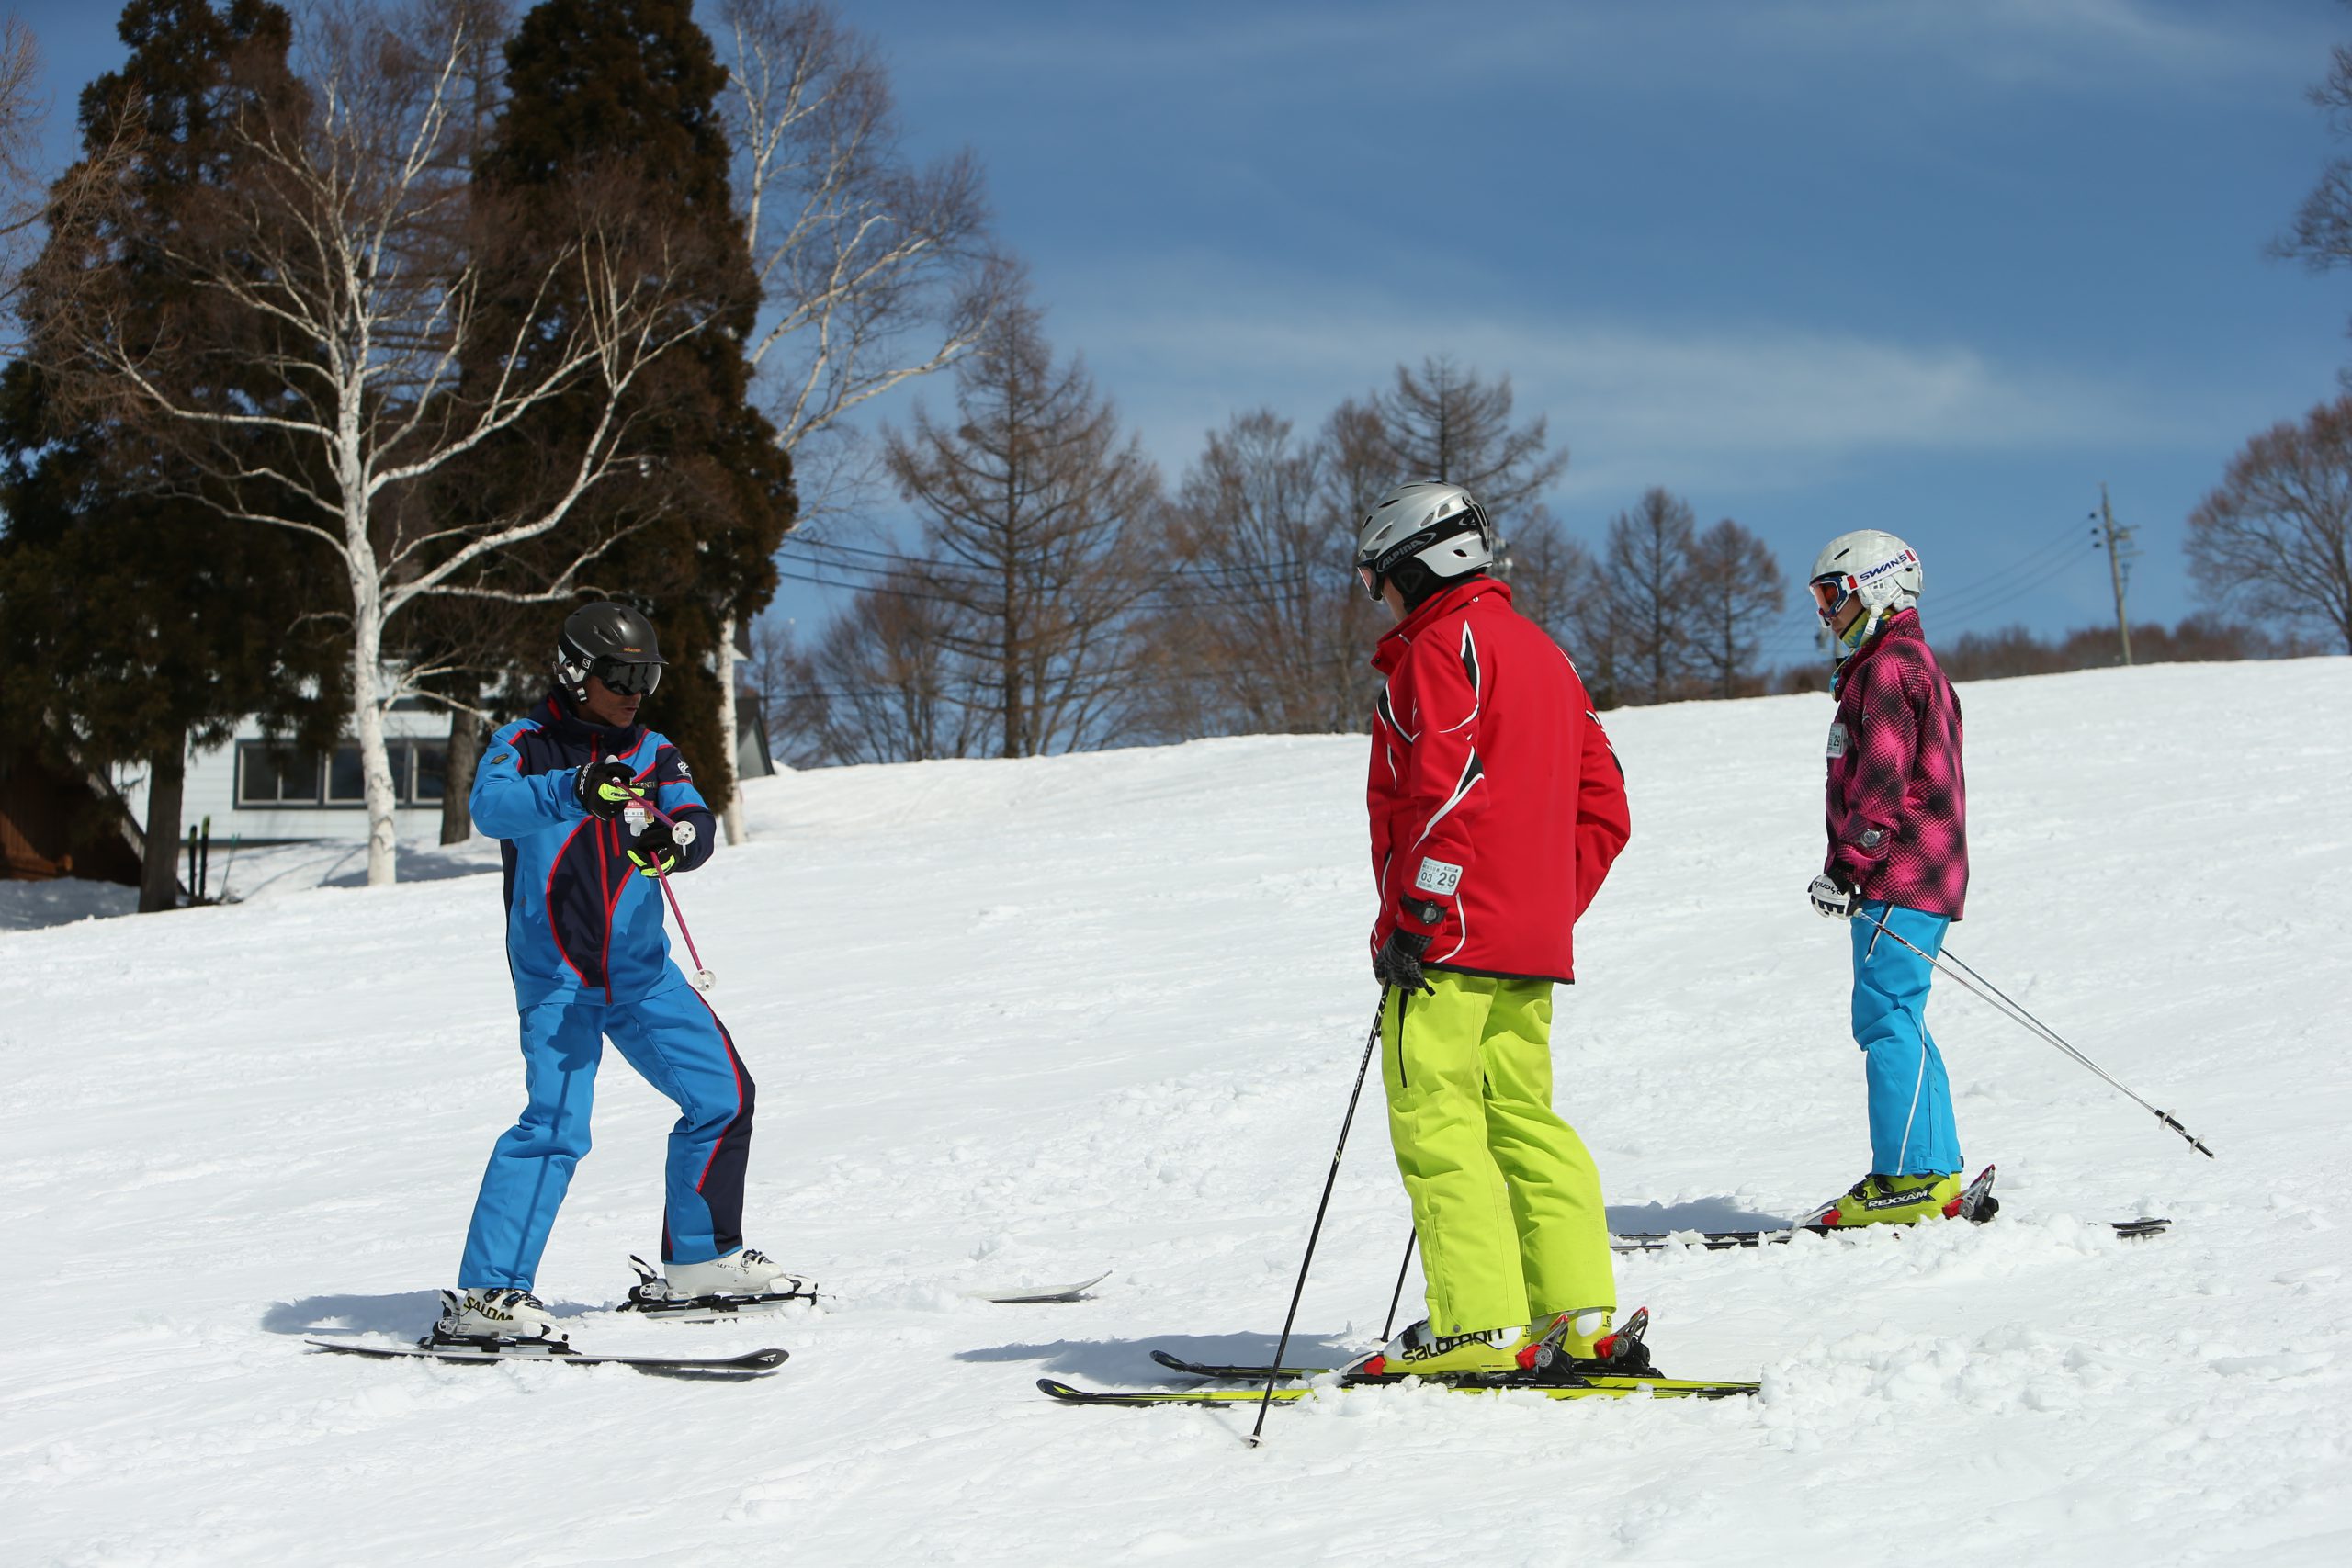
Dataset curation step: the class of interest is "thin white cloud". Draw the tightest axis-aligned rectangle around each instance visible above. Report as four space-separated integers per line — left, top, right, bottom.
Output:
880 0 2312 97
1046 268 2176 500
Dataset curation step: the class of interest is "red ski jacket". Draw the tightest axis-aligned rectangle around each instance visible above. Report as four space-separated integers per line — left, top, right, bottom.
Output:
1824 609 1969 919
1367 578 1631 986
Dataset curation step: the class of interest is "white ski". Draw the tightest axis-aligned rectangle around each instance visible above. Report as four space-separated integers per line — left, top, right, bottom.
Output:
961 1270 1111 1304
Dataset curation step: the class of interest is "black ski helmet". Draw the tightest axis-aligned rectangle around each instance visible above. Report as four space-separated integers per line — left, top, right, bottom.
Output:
554 602 666 703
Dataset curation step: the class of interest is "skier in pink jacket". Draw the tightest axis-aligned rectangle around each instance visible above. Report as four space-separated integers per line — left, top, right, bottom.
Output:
1797 530 1972 1227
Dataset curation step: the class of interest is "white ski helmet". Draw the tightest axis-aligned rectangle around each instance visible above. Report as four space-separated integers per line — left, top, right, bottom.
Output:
1355 480 1496 602
1808 529 1922 652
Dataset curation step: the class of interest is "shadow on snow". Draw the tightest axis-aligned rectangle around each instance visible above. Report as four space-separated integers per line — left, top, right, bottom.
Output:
954 1331 1363 1384
1606 1198 1788 1232
262 1290 605 1337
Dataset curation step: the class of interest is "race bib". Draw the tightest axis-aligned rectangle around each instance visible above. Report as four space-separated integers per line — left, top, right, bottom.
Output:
1415 857 1462 896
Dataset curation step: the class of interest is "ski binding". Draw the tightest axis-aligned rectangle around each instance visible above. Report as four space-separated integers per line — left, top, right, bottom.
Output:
616 1255 818 1320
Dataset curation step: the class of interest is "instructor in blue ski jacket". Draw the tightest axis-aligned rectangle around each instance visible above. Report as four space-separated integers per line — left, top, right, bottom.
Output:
443 602 798 1338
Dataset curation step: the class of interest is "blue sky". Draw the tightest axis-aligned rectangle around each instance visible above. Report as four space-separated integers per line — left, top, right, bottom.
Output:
18 0 2352 660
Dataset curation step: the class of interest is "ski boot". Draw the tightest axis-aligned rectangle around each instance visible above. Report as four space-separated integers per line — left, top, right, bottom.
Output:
1798 1171 1966 1229
431 1287 563 1348
621 1250 817 1321
1341 1319 1546 1382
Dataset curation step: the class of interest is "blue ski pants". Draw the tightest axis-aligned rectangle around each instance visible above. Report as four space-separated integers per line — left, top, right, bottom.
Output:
458 976 754 1292
1851 902 1962 1178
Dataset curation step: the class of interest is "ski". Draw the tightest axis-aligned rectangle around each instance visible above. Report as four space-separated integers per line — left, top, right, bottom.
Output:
1610 1165 2168 1251
1041 1372 1758 1406
615 1258 1107 1317
962 1270 1111 1304
307 1337 787 1380
1153 1304 1674 1386
1152 1349 1326 1381
1610 1216 2169 1252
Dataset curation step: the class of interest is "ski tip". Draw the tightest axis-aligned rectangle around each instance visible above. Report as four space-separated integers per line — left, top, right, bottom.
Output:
1037 1377 1085 1401
968 1270 1112 1304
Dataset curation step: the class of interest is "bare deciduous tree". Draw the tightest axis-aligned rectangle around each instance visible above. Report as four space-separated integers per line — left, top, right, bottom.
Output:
789 576 988 763
1372 355 1567 525
712 0 1007 830
2188 394 2352 653
0 15 42 309
1141 409 1378 737
2 17 138 344
1603 488 1700 705
2277 42 2352 365
1498 506 1604 665
35 4 717 886
884 301 1158 758
1682 516 1787 698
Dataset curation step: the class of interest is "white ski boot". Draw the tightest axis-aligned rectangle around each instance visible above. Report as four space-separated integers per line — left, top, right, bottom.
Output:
435 1287 560 1343
622 1250 815 1320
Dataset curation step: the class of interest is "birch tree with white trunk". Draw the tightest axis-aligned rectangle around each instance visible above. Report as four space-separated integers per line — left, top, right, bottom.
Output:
37 4 714 886
712 0 1006 838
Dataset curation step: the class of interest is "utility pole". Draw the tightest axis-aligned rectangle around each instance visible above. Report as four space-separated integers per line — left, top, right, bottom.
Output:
2094 484 2136 666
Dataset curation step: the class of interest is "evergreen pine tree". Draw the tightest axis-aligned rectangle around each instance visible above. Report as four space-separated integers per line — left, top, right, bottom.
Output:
477 0 794 808
0 0 338 911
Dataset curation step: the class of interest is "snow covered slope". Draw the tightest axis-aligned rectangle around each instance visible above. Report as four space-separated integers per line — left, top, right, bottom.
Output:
4 658 2348 1567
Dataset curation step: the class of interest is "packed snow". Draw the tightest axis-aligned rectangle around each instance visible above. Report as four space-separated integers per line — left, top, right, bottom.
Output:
3 658 2347 1567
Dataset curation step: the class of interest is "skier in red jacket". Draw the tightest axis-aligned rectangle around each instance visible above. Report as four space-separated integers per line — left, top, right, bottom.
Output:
1340 480 1645 1382
1798 529 1972 1227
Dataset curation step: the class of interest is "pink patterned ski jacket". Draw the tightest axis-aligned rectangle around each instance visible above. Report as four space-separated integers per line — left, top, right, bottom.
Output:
1824 610 1968 919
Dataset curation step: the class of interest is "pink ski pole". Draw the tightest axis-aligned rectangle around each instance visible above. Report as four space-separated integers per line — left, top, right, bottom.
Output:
624 795 715 992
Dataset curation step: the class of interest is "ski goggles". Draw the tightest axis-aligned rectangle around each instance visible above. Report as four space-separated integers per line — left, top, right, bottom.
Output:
590 658 663 697
1808 574 1857 622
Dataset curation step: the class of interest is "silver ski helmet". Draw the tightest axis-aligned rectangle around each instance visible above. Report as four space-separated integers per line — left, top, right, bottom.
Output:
1355 480 1496 602
1809 529 1921 655
555 602 667 702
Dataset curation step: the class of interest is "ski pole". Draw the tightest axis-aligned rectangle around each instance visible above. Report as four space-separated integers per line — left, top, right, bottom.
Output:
1379 1228 1419 1343
1862 908 2214 1158
623 796 715 992
1250 995 1387 1449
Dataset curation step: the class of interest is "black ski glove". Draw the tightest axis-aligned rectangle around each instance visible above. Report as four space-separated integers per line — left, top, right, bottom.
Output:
626 817 694 878
1374 927 1436 995
574 759 642 821
1807 872 1859 919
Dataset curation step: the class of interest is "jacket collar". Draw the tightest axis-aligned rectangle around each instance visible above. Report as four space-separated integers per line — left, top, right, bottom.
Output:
1831 607 1922 693
1373 577 1510 674
529 691 647 759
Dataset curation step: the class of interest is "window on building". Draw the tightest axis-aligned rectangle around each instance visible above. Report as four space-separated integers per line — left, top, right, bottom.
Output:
236 745 322 806
236 739 448 808
327 745 368 804
413 743 447 804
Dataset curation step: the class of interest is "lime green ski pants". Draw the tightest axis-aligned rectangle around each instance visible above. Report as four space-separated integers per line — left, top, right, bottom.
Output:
1381 971 1615 1337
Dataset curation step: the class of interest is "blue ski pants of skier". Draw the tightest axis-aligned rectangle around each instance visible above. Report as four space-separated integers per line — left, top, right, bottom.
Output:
1851 901 1962 1178
458 976 754 1292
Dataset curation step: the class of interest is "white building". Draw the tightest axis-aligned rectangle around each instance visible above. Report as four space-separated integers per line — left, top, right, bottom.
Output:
112 699 775 846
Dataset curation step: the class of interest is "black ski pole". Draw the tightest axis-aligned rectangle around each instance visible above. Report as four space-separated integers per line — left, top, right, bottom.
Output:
1862 908 2215 1158
1380 1229 1418 1343
1250 994 1387 1449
